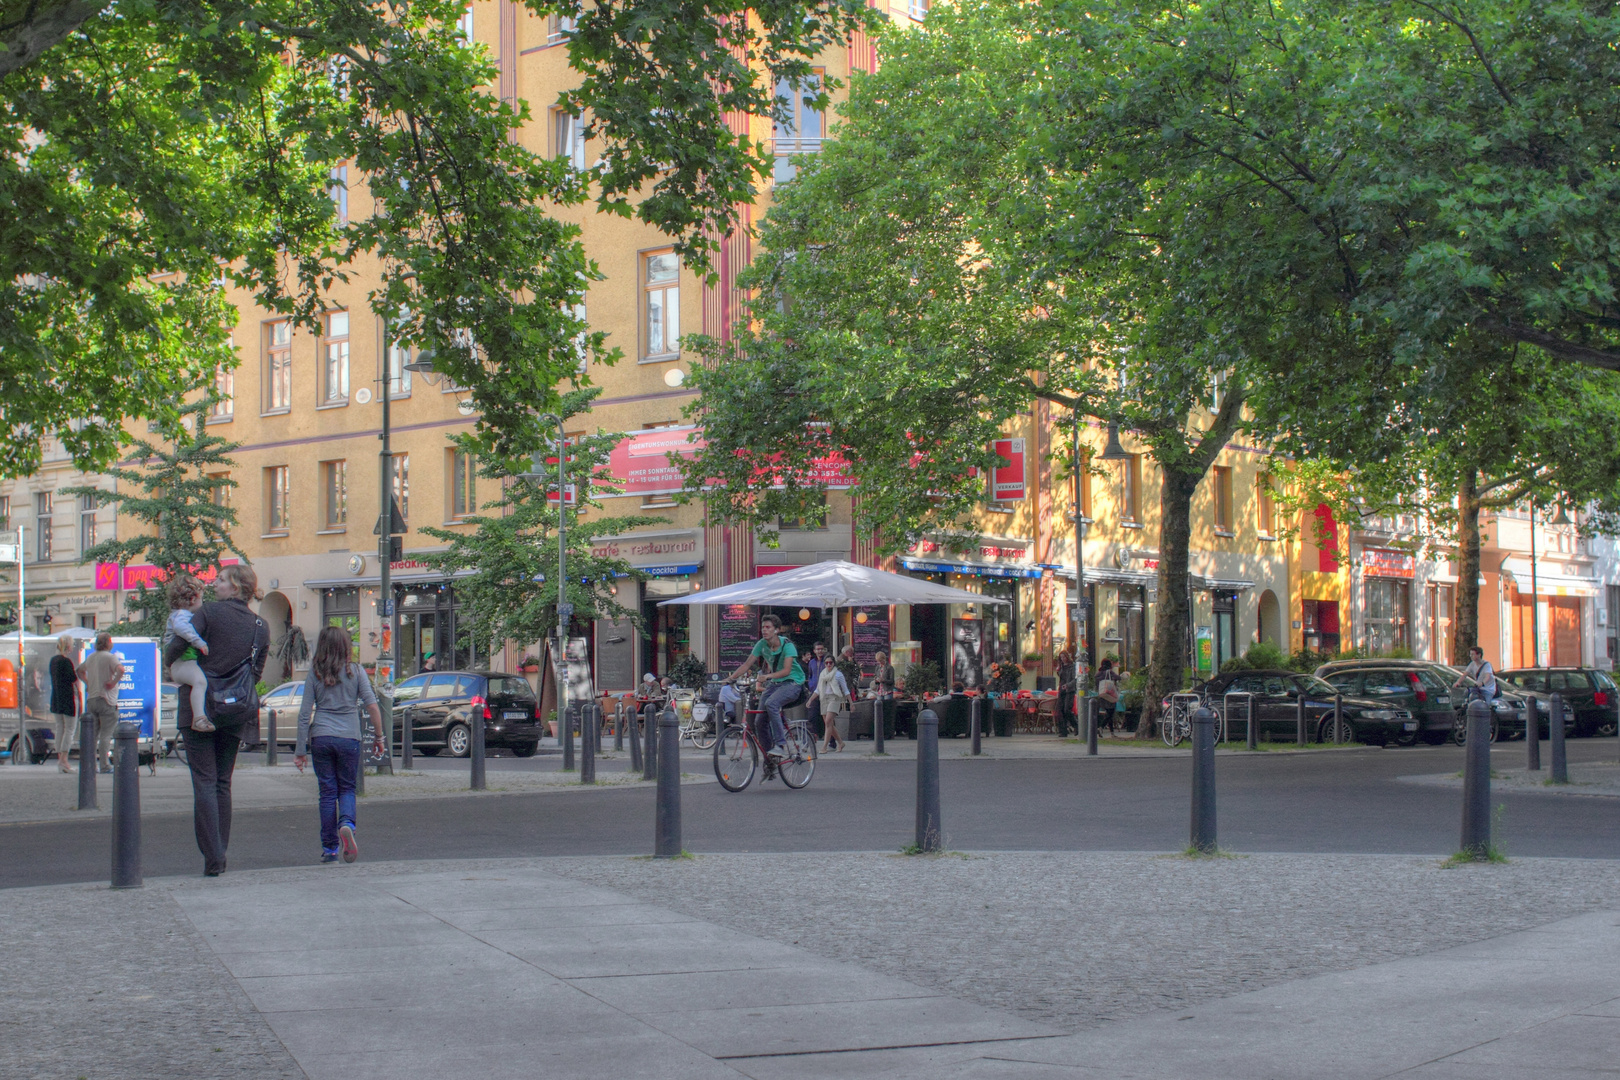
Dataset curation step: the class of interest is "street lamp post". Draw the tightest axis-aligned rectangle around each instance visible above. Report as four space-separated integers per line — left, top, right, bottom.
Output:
520 415 570 763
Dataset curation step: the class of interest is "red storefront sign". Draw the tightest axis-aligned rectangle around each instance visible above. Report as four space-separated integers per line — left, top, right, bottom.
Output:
991 438 1026 501
94 559 240 592
1361 549 1416 579
600 426 853 497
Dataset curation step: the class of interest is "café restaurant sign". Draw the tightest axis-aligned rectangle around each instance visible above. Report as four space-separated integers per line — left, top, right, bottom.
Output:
1361 549 1416 579
590 531 700 566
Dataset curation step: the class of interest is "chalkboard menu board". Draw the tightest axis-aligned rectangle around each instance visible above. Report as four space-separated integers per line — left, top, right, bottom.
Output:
719 605 759 671
595 617 637 693
852 607 890 673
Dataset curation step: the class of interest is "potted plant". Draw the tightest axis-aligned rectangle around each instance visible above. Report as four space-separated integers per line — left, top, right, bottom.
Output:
518 653 541 673
1021 651 1043 673
669 652 708 689
900 660 943 700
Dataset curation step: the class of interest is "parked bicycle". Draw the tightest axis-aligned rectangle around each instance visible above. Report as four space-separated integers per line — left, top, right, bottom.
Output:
713 681 815 791
672 689 719 750
1161 692 1226 747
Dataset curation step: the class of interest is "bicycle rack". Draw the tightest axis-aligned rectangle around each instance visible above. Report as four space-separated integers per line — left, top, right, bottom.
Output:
1168 693 1204 745
1223 691 1257 748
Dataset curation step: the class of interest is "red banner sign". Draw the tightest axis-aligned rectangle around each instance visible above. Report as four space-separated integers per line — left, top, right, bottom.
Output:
602 426 706 498
991 438 1026 501
95 559 239 592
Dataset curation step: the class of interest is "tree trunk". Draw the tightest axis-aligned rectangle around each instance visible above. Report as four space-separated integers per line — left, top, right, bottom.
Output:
1453 467 1483 661
1138 469 1203 738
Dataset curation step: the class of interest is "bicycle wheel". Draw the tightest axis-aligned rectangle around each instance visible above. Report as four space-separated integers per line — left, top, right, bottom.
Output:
690 705 719 750
714 726 756 792
779 722 816 789
1163 706 1184 747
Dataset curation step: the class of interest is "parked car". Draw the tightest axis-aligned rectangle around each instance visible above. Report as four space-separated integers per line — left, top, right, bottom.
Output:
1432 663 1574 741
1312 660 1460 745
1498 667 1619 738
1168 669 1419 746
389 671 541 757
258 680 307 746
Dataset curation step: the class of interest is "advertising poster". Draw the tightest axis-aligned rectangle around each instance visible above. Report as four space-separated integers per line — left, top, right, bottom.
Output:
111 638 161 739
991 438 1026 501
1195 626 1214 674
951 619 984 689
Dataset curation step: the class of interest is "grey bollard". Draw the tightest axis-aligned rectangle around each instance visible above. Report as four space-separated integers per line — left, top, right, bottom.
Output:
561 701 575 772
266 709 278 766
655 709 681 857
594 701 603 754
1459 699 1492 857
1296 692 1307 747
1525 696 1540 771
1334 694 1345 744
402 699 414 770
1550 691 1568 784
915 708 942 852
1246 697 1258 751
970 695 982 755
627 702 643 772
581 703 596 784
874 697 886 754
641 704 657 781
111 722 142 888
78 711 97 811
613 702 625 752
470 708 486 791
1087 697 1099 756
1190 706 1217 854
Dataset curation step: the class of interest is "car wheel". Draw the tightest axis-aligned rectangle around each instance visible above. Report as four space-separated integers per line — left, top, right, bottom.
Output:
1316 717 1356 744
444 723 470 758
510 742 538 758
1594 716 1619 739
1392 731 1417 747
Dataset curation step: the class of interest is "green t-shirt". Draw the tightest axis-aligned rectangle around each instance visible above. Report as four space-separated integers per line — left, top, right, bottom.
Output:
751 638 806 684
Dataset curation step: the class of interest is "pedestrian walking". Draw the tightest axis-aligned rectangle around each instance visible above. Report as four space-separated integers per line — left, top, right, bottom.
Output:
813 655 850 752
293 626 383 864
50 635 79 773
1055 648 1077 737
1097 659 1121 736
804 642 831 741
165 563 269 877
75 633 123 773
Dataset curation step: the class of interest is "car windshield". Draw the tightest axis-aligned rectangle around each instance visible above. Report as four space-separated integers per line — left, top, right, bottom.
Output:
1595 671 1617 691
1292 675 1338 696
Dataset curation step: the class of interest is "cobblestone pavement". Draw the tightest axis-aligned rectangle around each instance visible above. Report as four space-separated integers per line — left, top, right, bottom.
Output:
1400 760 1620 797
542 851 1620 1031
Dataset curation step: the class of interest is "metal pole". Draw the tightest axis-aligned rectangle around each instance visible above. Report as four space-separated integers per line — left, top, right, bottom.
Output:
970 695 981 755
110 721 142 888
580 702 596 784
545 414 572 779
1296 691 1306 747
562 699 575 772
654 707 681 857
873 694 886 754
1190 706 1217 854
1334 693 1345 745
13 523 23 765
626 699 643 772
1246 695 1258 751
613 700 625 752
1530 500 1540 667
1087 696 1099 755
266 710 278 766
1459 699 1492 857
1072 413 1088 724
915 707 941 852
470 707 486 790
1526 696 1540 771
77 707 97 810
1550 690 1568 783
641 703 656 780
375 348 394 777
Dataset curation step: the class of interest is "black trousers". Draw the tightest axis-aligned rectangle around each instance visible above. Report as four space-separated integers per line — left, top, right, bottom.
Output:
184 722 244 873
1057 690 1077 736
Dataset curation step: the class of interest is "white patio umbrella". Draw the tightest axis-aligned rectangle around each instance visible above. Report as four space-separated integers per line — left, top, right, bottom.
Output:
654 559 1009 609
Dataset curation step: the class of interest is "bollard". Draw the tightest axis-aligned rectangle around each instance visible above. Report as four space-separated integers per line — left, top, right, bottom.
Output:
1550 691 1568 784
470 708 486 791
1525 696 1540 771
614 701 625 752
594 701 603 754
654 708 681 857
1459 699 1492 857
402 701 414 771
874 696 886 754
1087 697 1099 756
1334 694 1345 744
915 708 942 852
641 704 657 781
78 711 97 811
561 700 575 772
970 695 982 755
111 722 142 888
1190 706 1217 854
581 702 596 784
266 709 278 766
626 701 643 772
1245 696 1258 751
1296 692 1307 747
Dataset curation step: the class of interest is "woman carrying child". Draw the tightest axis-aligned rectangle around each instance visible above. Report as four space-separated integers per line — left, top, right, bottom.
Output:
293 627 384 864
166 575 213 733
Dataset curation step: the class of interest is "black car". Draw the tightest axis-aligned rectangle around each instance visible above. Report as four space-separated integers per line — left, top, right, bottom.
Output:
1312 660 1460 745
1430 663 1574 742
1173 669 1419 746
389 671 541 757
1499 667 1619 738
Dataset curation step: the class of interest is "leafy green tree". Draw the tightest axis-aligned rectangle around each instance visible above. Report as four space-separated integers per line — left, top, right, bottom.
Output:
65 393 244 636
420 392 667 657
2 0 876 472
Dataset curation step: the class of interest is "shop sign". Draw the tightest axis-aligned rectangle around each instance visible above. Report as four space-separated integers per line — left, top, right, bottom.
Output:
599 425 855 498
1361 549 1416 579
991 438 1026 501
908 538 1032 563
590 532 700 565
95 559 239 591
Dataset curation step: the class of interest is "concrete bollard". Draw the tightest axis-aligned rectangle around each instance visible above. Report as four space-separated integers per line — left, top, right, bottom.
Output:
1087 697 1099 756
561 701 575 772
1526 696 1540 771
1245 696 1258 751
915 708 941 852
402 700 414 770
1550 691 1568 784
1334 694 1345 744
594 701 603 755
641 704 657 781
470 708 486 791
111 722 142 889
581 703 596 784
1296 692 1307 747
970 695 982 756
266 709 278 766
78 712 97 811
1459 699 1492 857
614 701 625 752
874 697 886 754
1190 706 1217 854
655 708 681 858
627 702 643 772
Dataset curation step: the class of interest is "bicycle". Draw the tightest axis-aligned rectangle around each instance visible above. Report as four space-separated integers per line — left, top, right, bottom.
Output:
1161 692 1226 746
672 689 720 750
713 681 815 792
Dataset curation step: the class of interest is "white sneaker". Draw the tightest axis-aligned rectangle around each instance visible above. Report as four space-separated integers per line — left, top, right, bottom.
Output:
767 745 788 761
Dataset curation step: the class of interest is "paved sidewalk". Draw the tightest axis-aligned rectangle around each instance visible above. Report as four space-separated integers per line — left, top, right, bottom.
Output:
5 852 1617 1079
1401 759 1620 798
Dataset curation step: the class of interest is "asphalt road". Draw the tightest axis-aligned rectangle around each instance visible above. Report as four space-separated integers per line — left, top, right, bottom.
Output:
4 740 1617 889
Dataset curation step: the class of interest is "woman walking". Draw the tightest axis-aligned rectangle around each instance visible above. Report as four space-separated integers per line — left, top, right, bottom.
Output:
814 658 850 752
49 635 79 773
293 627 383 864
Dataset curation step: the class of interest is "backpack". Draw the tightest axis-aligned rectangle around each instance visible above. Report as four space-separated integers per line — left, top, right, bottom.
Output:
206 619 265 724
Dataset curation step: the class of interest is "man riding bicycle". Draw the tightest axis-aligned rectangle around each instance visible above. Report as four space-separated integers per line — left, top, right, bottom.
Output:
724 613 806 761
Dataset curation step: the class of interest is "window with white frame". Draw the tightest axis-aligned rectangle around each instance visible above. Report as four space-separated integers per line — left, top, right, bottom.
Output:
457 4 474 42
772 71 824 183
265 319 292 412
265 466 289 533
35 491 52 560
391 453 410 526
387 332 413 398
79 493 97 553
329 164 348 225
643 251 680 358
322 460 347 529
548 12 575 42
449 449 476 520
553 108 588 171
209 366 234 420
322 311 350 403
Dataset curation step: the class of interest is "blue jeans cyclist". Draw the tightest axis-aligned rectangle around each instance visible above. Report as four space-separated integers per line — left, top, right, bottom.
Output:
724 613 807 761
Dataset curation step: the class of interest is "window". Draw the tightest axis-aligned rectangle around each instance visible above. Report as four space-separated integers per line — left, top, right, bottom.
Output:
1078 450 1092 519
547 12 575 42
643 251 680 358
457 3 473 42
387 331 413 398
322 460 347 529
78 494 97 553
1364 578 1411 654
391 452 409 527
208 471 231 509
322 311 350 404
554 109 587 171
265 320 292 412
1212 466 1233 533
908 0 928 20
780 491 828 531
449 449 476 520
772 71 824 183
209 366 234 420
35 491 52 561
1121 454 1141 524
0 495 10 530
1256 474 1275 536
265 466 289 533
329 164 348 225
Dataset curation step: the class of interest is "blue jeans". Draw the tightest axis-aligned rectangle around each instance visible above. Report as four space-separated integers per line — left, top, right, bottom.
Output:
760 681 802 749
311 736 359 854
